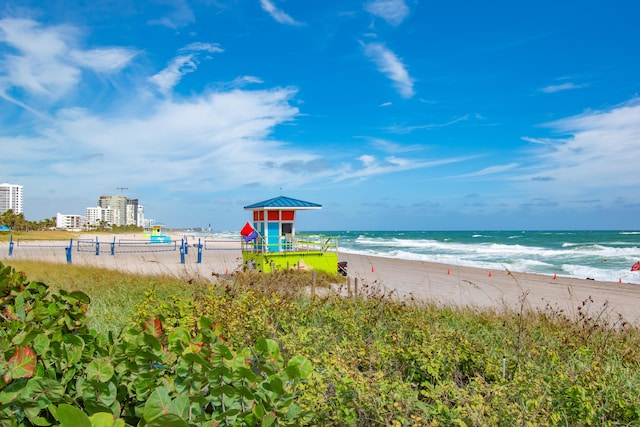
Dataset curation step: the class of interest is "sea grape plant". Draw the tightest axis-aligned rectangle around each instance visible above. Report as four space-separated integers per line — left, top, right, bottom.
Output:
0 262 311 426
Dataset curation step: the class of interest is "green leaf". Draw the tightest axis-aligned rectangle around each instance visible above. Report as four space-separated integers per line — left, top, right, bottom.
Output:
256 339 280 362
145 413 188 427
32 334 50 355
167 328 190 350
86 359 115 383
0 378 28 404
27 377 66 403
56 404 91 427
88 412 123 427
68 291 91 304
261 411 276 427
284 355 312 380
143 386 174 421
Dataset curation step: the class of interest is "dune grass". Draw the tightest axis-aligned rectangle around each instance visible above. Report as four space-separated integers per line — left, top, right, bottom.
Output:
4 260 640 425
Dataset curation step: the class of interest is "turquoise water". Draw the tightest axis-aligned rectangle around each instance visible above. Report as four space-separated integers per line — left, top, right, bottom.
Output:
186 230 640 284
332 230 640 284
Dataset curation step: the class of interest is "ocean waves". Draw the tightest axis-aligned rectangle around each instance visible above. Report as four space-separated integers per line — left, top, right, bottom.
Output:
338 231 640 284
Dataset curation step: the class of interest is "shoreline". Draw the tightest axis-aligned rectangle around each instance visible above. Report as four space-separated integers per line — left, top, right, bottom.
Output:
1 233 640 325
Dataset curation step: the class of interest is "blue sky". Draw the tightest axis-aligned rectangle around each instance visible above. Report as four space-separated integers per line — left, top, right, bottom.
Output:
1 0 639 231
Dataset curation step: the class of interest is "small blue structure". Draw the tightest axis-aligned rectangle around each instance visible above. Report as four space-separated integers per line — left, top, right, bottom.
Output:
0 225 11 231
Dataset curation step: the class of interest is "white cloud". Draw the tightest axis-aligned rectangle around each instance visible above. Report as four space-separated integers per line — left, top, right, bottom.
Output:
0 18 137 99
364 0 410 26
149 43 223 95
369 137 422 153
455 163 520 178
260 0 304 26
526 98 640 191
333 153 466 182
69 48 138 72
363 42 414 98
149 55 198 95
147 0 195 29
538 82 586 94
180 42 224 54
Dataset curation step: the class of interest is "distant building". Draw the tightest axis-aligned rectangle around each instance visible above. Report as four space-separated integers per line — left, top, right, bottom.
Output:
0 183 23 214
98 195 127 226
56 212 85 231
85 206 114 227
91 194 144 227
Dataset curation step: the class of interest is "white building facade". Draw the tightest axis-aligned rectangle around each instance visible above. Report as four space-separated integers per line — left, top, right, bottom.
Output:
0 183 23 214
56 212 85 231
85 206 114 227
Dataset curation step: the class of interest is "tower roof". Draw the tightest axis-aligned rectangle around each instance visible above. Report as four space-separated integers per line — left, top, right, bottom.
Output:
243 196 321 210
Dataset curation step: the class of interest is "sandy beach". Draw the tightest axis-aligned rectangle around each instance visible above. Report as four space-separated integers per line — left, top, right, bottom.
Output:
2 233 639 325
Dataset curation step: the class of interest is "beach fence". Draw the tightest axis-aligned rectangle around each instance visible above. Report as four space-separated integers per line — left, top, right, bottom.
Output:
8 235 74 263
6 235 242 267
8 235 185 264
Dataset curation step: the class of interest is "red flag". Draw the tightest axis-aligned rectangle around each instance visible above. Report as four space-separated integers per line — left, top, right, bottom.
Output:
631 261 640 272
240 222 254 236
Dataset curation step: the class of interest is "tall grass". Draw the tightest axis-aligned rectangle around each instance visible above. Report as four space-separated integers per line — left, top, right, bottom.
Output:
4 260 640 425
4 260 207 334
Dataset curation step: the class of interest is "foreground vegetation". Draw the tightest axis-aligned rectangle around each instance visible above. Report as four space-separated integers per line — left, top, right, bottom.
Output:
3 261 640 426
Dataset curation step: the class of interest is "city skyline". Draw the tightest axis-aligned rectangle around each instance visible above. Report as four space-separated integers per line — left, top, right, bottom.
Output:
1 1 639 231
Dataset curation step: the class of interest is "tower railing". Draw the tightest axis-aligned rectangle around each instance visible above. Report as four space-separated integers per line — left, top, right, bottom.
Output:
241 233 338 254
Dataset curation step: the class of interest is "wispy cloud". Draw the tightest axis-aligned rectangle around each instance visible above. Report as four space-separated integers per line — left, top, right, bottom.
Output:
147 0 195 29
538 82 587 94
362 42 414 98
368 137 423 153
524 98 640 192
333 154 466 182
260 0 304 26
386 115 469 134
364 0 410 26
0 18 137 100
149 43 224 95
454 163 520 178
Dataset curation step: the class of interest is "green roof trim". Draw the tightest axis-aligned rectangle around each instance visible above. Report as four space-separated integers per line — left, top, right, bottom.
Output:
243 196 322 210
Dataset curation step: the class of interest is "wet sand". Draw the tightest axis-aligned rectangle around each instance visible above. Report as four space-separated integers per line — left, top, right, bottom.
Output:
2 233 639 325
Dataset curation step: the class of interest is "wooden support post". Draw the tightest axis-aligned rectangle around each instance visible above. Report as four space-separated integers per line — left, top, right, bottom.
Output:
354 277 358 298
312 271 316 297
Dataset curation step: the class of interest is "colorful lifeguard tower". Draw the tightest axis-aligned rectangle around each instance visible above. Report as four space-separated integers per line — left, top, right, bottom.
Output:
240 196 340 274
143 224 171 243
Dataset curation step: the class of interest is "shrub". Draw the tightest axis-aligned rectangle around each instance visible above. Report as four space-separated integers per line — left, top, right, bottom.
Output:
0 262 311 426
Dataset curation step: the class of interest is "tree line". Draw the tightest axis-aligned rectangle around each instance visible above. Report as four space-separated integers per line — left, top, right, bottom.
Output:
0 209 55 231
0 209 143 232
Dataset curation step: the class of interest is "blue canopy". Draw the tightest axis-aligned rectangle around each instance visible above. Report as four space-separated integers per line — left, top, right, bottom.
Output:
0 225 11 231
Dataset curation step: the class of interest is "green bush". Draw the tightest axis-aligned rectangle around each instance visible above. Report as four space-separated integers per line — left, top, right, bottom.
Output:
0 262 311 426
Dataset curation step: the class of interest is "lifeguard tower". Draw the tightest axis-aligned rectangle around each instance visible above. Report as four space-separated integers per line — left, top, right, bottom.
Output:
143 224 171 243
240 196 340 274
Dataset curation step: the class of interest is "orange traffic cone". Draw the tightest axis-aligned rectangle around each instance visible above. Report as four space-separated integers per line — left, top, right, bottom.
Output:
619 278 622 284
553 273 557 280
447 269 451 275
488 271 492 277
225 268 229 274
371 265 375 272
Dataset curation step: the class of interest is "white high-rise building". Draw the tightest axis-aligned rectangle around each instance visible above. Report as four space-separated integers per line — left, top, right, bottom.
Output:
85 206 114 227
0 183 23 215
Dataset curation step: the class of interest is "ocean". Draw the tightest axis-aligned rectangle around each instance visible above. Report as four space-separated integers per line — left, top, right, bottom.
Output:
185 230 640 285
